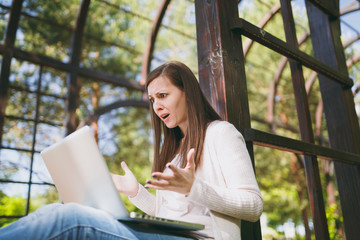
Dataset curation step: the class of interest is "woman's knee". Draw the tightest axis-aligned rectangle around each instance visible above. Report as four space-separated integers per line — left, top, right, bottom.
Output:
0 203 137 240
56 203 115 225
51 203 138 239
59 202 89 217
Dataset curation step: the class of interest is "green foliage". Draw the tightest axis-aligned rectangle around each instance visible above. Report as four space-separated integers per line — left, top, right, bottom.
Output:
255 147 307 229
0 191 26 228
17 0 80 59
326 203 343 240
28 187 59 213
0 10 7 44
103 107 152 182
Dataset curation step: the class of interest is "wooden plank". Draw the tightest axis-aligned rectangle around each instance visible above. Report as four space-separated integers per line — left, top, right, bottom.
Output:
195 0 261 239
230 18 353 88
11 47 73 72
78 68 143 91
243 2 281 57
0 46 144 91
280 1 330 239
80 99 148 126
5 115 62 126
306 1 360 239
141 0 171 84
307 0 339 18
244 128 360 165
195 1 251 131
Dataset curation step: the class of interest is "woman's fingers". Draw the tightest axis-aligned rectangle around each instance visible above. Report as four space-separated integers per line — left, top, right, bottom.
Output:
146 178 169 187
151 172 172 180
186 148 195 169
146 149 196 194
121 161 131 174
144 183 166 191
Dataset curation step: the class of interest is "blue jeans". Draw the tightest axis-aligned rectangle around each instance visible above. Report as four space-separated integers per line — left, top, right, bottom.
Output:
0 203 195 240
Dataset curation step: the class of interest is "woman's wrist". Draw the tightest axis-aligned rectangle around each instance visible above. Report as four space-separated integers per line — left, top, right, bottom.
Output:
128 183 140 198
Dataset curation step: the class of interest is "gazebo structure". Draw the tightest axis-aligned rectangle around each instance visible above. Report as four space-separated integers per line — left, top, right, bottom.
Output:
1 0 359 239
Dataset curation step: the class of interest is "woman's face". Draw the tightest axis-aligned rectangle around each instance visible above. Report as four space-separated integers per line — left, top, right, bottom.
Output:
147 76 188 134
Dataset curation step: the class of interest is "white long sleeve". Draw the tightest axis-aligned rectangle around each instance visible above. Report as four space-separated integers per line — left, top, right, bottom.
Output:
128 183 156 216
187 120 263 222
188 178 262 222
128 121 263 239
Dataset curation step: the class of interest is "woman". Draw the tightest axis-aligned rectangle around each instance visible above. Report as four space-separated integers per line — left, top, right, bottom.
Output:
0 61 262 239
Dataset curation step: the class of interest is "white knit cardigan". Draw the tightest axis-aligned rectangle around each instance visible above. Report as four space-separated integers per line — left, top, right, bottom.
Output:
129 120 263 240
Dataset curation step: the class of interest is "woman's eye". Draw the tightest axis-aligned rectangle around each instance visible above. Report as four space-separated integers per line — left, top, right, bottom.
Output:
159 93 167 98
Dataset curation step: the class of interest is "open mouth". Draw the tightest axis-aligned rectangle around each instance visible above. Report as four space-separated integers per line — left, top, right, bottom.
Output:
161 114 169 120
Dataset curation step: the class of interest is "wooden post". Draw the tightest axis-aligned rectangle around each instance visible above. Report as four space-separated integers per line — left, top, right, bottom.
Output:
0 0 23 145
65 0 90 135
280 1 330 239
306 1 360 239
195 0 261 239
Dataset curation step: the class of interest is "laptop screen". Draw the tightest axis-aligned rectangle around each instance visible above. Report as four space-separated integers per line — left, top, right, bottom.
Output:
40 126 129 219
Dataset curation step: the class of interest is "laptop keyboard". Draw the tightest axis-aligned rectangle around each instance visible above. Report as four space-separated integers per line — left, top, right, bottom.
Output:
129 211 203 228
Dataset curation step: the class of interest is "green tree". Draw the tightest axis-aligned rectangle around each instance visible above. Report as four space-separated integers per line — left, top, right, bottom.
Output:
0 191 26 228
1 0 197 219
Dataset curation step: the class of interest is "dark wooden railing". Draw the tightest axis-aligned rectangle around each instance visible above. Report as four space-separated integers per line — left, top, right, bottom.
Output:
195 0 360 239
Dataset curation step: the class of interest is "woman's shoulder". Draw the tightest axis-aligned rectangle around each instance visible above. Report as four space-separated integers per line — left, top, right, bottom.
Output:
206 120 238 134
204 120 245 150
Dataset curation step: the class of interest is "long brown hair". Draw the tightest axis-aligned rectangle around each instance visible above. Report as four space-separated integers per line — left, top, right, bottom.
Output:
145 61 221 172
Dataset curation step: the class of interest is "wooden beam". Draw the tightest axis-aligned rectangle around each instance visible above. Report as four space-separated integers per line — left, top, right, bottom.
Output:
141 0 171 84
78 68 143 91
230 18 353 88
243 2 281 57
245 128 360 165
65 0 90 135
0 0 23 148
78 99 148 127
306 1 360 239
307 0 339 18
0 45 144 91
195 0 261 239
280 1 330 238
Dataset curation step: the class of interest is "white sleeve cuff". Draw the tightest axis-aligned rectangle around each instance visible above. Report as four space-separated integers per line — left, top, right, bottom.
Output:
128 183 156 216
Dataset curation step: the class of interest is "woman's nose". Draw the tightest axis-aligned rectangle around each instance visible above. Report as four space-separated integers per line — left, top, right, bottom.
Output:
153 100 163 111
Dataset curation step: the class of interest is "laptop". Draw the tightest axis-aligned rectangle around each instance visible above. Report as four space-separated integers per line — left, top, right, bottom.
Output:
40 126 204 232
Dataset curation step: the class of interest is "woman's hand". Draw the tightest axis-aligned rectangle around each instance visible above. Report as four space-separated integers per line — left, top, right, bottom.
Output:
145 148 196 195
111 161 139 197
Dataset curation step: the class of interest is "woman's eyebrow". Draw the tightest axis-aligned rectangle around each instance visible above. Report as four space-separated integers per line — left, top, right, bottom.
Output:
154 90 167 96
148 87 167 97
